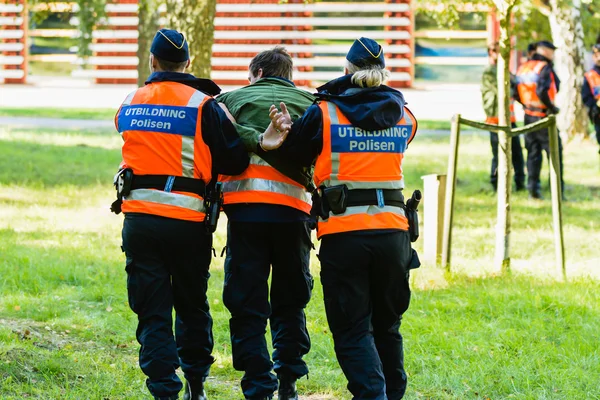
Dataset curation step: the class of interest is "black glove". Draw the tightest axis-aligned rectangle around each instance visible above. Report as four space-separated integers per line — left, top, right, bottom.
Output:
548 106 560 115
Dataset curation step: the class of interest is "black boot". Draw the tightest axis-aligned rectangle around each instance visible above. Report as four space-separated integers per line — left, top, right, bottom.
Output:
277 375 298 400
183 379 207 400
154 396 178 400
529 188 543 200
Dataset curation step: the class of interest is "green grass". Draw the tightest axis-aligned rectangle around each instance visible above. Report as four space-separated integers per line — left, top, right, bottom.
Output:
1 124 599 399
0 107 456 132
0 108 116 121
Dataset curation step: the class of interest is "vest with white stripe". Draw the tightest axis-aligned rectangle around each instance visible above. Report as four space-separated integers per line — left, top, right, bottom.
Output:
314 101 417 238
115 81 213 222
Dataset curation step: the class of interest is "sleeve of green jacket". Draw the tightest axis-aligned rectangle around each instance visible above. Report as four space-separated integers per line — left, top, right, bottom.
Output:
481 66 498 118
232 122 261 152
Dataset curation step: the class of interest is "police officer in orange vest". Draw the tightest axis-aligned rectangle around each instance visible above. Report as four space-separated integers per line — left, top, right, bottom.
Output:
113 29 249 400
516 40 564 199
262 37 420 400
582 44 600 152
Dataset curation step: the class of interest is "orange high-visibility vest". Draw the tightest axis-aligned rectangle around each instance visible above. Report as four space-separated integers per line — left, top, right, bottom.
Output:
486 101 517 125
115 81 213 222
516 60 557 117
584 69 600 100
313 101 417 238
220 154 312 214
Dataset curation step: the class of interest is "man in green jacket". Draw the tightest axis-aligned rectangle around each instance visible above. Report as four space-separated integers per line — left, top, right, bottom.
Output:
217 47 315 400
481 42 525 191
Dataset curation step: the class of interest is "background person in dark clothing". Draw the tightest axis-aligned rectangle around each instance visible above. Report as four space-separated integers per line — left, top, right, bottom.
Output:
481 42 526 191
527 42 538 60
261 37 419 400
115 29 249 400
515 40 564 199
582 44 600 153
217 48 315 400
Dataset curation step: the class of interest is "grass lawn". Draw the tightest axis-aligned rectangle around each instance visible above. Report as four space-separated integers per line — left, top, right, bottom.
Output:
0 107 460 132
1 124 599 399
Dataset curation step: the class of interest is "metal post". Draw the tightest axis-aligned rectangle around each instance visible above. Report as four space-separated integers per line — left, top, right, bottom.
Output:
548 116 566 280
422 174 447 266
442 115 461 271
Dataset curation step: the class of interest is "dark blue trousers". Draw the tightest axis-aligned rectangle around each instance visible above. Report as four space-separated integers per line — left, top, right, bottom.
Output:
489 123 525 189
524 114 565 192
318 231 416 400
223 221 313 399
122 213 214 399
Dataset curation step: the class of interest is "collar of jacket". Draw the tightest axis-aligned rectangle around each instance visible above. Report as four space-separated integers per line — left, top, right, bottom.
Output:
594 65 600 74
532 53 553 66
146 71 221 96
315 74 402 100
254 76 296 87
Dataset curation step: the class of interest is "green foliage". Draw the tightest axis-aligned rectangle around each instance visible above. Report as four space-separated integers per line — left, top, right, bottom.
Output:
416 0 600 47
29 0 107 59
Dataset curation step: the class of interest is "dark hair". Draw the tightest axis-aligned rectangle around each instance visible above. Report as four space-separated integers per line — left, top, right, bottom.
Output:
527 42 538 54
249 46 293 81
487 42 499 56
155 56 188 72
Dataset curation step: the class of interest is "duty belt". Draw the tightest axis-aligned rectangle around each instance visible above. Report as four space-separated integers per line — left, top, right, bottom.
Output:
346 189 405 208
131 175 206 196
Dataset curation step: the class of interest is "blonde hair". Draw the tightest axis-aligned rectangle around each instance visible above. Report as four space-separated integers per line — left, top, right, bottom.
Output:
345 60 391 88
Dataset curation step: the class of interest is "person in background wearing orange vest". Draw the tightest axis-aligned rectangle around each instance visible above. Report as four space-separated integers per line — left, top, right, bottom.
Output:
582 44 600 154
113 29 249 400
481 42 525 191
515 40 564 199
216 48 316 400
261 37 420 400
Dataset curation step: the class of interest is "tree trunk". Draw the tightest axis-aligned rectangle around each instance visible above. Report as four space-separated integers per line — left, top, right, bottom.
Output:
493 0 517 273
165 0 218 78
548 0 588 138
137 0 160 87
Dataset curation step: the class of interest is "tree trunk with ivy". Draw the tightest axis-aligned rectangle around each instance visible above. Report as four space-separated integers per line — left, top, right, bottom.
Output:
547 0 588 138
137 0 161 86
165 0 218 78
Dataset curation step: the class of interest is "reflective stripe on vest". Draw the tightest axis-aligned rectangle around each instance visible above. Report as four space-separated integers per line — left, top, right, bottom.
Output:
313 101 416 237
486 101 517 125
117 82 212 222
585 69 600 100
516 60 557 115
220 154 312 214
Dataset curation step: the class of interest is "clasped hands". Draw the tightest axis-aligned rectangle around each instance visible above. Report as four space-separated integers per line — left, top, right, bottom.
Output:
260 102 293 151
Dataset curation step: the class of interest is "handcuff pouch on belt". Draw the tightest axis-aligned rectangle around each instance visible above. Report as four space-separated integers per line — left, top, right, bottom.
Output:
110 168 133 215
310 184 348 221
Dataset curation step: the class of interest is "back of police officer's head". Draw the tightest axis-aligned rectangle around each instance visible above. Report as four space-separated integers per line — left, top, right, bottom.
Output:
248 47 293 84
149 29 190 73
536 40 557 61
344 37 390 88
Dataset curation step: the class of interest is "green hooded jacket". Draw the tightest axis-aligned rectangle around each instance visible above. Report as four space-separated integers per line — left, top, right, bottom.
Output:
217 77 316 189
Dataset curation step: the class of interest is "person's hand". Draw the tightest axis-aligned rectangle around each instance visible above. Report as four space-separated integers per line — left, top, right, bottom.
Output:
260 121 289 151
269 102 292 132
549 106 560 115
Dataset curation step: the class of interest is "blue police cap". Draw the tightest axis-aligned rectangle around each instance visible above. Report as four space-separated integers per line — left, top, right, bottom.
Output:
537 40 557 50
346 37 385 68
150 29 189 62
